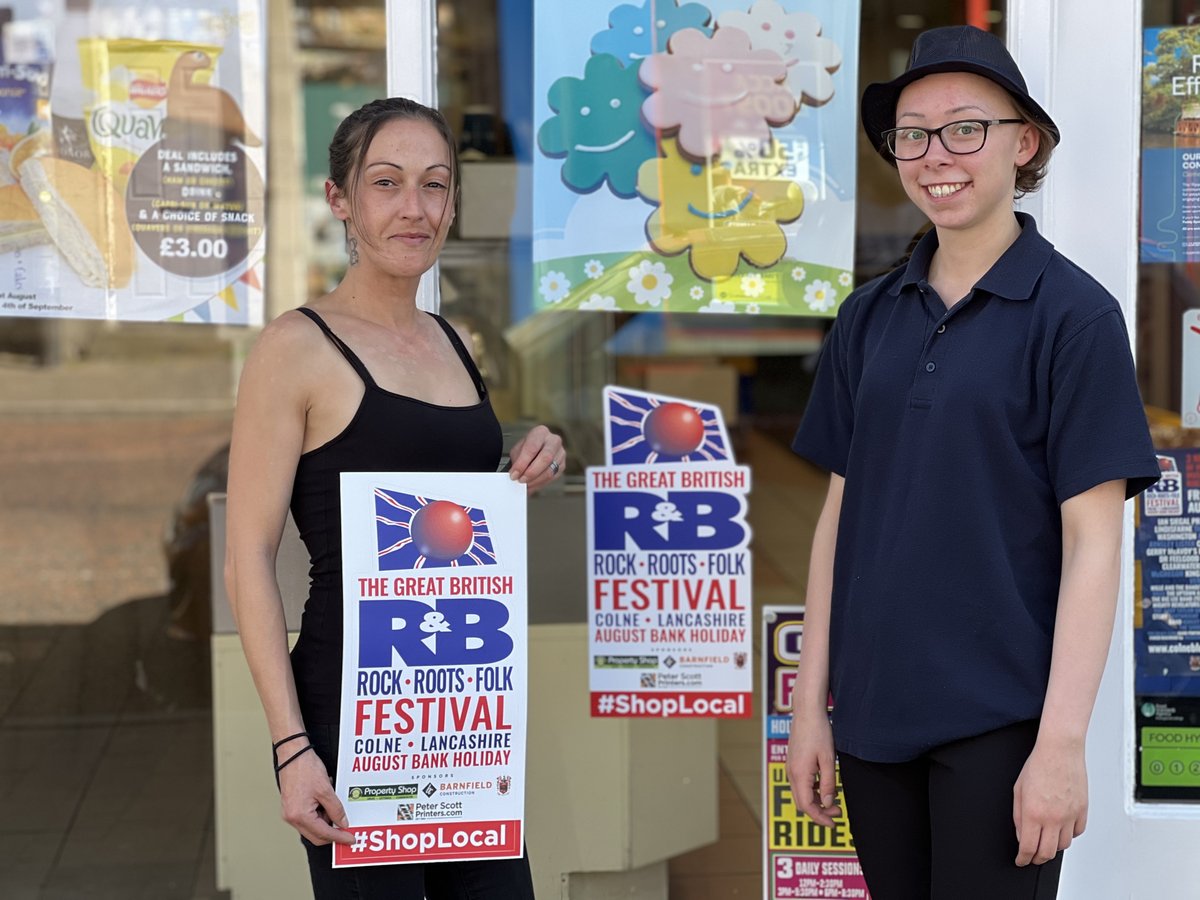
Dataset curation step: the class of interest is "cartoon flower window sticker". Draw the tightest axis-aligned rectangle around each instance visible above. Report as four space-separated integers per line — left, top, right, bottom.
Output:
740 273 766 298
717 0 842 106
580 293 618 310
590 0 713 66
626 259 673 307
640 26 798 160
537 53 657 198
637 138 803 280
803 278 835 313
584 259 606 279
539 271 571 304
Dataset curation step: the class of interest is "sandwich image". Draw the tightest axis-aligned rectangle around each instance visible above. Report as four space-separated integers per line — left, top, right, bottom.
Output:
0 183 50 251
8 129 51 182
17 156 135 289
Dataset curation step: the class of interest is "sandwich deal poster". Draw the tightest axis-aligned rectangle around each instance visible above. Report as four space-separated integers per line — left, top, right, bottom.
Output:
1133 451 1200 802
588 385 752 718
0 0 265 323
532 0 859 316
763 608 868 900
335 473 527 867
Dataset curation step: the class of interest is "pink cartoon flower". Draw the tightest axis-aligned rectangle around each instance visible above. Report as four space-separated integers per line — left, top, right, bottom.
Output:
640 27 797 160
717 0 841 106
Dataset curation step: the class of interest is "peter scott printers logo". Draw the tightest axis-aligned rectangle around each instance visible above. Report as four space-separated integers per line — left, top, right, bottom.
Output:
605 386 730 465
375 489 497 570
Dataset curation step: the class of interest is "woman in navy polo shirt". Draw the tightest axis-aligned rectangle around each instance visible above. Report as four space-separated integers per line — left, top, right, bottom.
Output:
787 25 1160 899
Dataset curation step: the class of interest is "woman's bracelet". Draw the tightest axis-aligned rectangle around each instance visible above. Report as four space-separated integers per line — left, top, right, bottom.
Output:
271 730 309 755
273 743 315 787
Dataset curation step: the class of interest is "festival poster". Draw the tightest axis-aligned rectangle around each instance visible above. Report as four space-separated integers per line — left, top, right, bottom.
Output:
0 0 265 322
763 608 868 900
532 0 859 316
1141 26 1200 264
335 473 527 867
1133 450 1200 801
588 385 752 717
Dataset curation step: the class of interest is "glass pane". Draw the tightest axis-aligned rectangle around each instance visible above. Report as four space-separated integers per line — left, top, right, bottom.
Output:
1134 0 1200 805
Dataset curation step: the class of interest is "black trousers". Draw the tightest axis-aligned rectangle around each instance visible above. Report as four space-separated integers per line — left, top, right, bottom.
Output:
300 722 536 899
838 720 1064 900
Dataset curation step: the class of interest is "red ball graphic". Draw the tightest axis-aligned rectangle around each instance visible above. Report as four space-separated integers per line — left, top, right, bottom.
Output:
409 501 473 561
643 402 705 455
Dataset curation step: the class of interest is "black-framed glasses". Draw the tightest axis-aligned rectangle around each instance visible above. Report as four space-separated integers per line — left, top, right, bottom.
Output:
880 119 1025 161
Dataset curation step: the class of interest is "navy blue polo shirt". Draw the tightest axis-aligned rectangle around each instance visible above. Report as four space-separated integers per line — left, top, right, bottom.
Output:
793 213 1160 762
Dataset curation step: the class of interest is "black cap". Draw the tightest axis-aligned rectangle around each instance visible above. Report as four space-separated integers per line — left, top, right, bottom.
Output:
861 26 1059 163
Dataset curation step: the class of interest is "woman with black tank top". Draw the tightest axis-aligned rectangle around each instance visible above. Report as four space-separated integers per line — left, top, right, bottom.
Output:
224 98 560 899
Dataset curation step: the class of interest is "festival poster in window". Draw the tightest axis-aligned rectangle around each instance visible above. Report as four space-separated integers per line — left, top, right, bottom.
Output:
588 386 753 718
0 0 265 323
763 607 869 900
1134 449 1200 802
335 473 527 866
532 0 859 316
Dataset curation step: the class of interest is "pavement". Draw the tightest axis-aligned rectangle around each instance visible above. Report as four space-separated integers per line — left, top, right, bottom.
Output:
0 343 234 898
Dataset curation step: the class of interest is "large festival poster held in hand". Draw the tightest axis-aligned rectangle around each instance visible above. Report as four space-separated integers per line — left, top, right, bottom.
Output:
335 473 527 867
0 0 265 323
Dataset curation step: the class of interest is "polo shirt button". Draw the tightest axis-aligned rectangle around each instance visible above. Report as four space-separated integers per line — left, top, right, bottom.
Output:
925 361 936 372
937 324 946 333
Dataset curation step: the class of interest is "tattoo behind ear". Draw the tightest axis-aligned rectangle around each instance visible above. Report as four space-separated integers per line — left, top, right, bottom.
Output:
347 237 359 266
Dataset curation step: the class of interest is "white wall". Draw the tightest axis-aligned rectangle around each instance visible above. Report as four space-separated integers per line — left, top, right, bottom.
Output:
1009 3 1200 898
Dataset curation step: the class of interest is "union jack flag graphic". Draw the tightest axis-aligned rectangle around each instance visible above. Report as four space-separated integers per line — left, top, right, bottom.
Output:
373 488 497 570
603 385 733 465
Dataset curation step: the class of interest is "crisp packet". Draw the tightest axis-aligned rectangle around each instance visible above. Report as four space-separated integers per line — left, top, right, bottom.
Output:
78 38 222 195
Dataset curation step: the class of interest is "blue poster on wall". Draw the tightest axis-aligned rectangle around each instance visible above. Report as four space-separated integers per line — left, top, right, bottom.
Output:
532 0 859 316
1141 26 1200 263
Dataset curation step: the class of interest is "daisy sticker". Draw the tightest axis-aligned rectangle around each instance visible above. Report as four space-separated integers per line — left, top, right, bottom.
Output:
584 259 605 279
740 273 766 298
838 271 853 287
539 271 571 304
803 279 836 313
626 260 673 308
689 285 705 301
791 265 807 282
579 293 617 310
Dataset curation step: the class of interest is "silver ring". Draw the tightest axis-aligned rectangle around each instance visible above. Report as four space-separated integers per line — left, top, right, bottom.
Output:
549 459 561 476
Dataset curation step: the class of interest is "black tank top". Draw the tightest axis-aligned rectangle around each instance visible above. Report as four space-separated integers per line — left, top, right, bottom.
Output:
289 307 503 724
